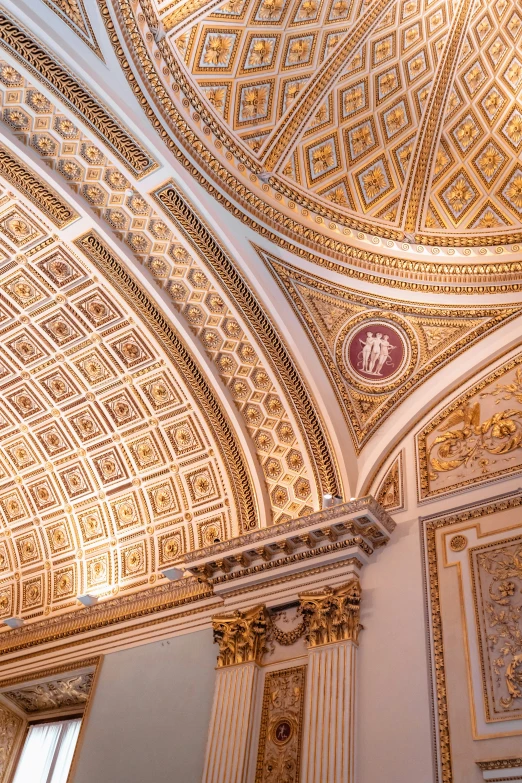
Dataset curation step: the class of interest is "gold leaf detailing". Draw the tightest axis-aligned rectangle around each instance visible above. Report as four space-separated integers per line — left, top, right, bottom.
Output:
300 579 361 647
0 143 78 228
0 8 156 178
213 605 269 666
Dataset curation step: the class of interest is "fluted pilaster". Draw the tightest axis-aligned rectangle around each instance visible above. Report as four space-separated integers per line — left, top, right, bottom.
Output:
301 639 357 783
202 662 260 783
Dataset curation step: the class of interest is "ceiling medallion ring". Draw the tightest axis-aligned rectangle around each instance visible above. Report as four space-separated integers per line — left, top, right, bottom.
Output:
336 311 416 393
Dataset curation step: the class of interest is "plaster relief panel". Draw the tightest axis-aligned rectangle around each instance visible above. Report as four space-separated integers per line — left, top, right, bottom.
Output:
0 704 23 783
255 666 306 783
470 536 522 722
419 353 522 499
424 494 522 783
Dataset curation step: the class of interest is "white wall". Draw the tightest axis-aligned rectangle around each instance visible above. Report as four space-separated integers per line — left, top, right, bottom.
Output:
73 629 216 783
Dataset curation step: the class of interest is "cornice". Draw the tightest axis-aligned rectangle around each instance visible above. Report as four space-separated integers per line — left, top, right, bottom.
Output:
184 497 395 594
0 497 393 662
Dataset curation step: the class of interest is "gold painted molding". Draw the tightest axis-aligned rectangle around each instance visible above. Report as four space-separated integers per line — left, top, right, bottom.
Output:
422 490 522 783
152 180 341 497
0 8 157 179
0 142 78 228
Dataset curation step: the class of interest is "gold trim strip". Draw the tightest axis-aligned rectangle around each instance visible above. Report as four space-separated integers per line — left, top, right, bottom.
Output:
0 8 157 179
0 143 78 228
401 0 475 232
0 576 212 656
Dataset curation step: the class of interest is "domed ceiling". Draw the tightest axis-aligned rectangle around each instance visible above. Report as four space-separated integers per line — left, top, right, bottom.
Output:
121 0 522 249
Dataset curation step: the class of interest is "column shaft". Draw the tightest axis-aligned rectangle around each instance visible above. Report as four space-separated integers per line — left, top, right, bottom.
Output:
202 661 259 783
301 640 357 783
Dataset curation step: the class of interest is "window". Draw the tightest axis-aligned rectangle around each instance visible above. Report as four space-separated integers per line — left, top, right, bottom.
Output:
12 718 81 783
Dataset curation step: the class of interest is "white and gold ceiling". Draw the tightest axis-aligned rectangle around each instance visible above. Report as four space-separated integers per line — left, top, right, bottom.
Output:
119 0 522 256
0 0 519 626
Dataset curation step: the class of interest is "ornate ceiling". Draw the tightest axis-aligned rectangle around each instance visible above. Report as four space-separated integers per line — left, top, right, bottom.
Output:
0 0 519 632
111 0 522 263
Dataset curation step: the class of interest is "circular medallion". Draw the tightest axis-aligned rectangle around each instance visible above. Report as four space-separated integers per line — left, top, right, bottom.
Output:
344 320 409 385
272 719 293 746
450 534 468 552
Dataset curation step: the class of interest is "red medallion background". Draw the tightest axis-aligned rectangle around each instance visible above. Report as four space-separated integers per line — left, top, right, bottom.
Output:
347 323 405 381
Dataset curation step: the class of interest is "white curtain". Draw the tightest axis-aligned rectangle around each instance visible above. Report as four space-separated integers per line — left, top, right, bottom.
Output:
12 718 81 783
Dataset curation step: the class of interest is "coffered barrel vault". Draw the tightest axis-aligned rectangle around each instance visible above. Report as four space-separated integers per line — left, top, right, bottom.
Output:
0 183 260 624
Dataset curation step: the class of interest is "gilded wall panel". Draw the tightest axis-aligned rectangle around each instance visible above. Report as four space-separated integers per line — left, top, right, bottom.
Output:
470 536 522 722
419 354 522 499
0 704 23 783
255 666 306 783
423 494 522 783
40 0 103 59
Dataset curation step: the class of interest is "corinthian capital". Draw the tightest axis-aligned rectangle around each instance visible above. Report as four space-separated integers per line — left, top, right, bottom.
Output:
212 604 269 667
299 578 361 648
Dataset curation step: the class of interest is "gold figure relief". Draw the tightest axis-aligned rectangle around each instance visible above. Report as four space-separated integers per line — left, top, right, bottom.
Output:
420 357 522 499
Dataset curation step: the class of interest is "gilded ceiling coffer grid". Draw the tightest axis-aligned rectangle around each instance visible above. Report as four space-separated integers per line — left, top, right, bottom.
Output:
104 0 522 253
0 188 263 625
0 57 325 522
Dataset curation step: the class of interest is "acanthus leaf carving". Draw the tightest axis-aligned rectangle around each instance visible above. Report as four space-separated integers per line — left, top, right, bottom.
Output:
299 577 361 647
213 604 270 667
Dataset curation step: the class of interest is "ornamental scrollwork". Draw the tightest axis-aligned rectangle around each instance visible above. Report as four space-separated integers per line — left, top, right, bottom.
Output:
428 398 522 481
212 605 269 667
5 673 94 714
477 542 522 710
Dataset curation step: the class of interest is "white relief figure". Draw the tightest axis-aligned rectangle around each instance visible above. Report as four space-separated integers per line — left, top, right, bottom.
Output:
358 331 378 372
374 334 396 376
368 332 383 374
356 330 398 376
